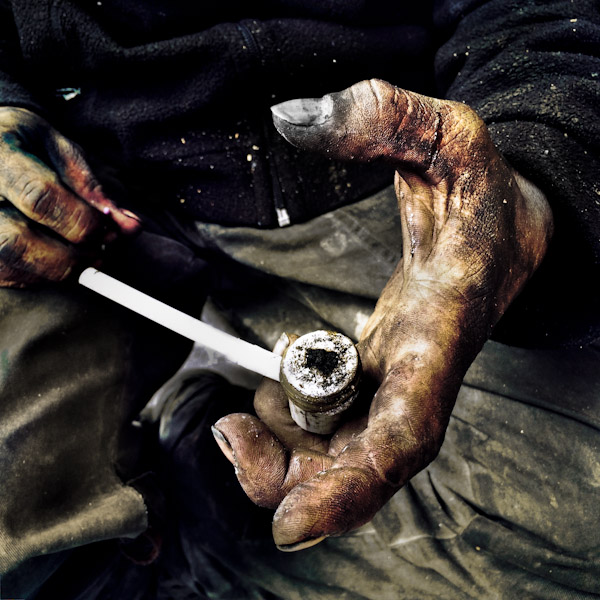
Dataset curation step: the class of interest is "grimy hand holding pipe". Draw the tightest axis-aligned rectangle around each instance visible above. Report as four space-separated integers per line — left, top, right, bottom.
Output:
212 80 553 551
0 107 140 287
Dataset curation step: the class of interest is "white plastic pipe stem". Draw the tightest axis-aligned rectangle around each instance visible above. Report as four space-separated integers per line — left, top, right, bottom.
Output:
78 267 282 382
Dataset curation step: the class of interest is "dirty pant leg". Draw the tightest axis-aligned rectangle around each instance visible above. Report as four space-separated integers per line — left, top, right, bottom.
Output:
0 281 191 592
162 345 600 600
31 187 597 598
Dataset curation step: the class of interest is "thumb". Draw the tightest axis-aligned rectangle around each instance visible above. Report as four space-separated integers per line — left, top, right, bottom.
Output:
271 78 483 180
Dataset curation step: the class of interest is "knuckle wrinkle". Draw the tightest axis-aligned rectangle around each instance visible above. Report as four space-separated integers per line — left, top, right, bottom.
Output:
0 229 25 269
21 180 59 222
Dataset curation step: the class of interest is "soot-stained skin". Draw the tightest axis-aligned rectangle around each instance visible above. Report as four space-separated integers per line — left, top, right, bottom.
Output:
0 107 140 287
213 79 554 551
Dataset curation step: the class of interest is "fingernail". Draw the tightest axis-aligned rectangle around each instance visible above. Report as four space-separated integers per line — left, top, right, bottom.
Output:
114 209 143 234
276 536 327 552
211 425 236 465
121 209 142 223
271 96 333 127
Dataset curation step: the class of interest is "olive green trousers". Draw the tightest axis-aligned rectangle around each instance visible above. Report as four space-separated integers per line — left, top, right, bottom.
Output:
2 187 599 599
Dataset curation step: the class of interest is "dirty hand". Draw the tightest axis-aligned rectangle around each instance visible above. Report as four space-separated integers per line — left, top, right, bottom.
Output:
212 79 553 550
0 107 140 287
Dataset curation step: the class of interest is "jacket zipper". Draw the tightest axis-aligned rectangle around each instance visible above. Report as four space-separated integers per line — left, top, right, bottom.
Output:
236 22 291 228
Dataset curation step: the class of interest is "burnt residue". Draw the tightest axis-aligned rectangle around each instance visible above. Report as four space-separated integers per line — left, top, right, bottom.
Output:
305 348 339 378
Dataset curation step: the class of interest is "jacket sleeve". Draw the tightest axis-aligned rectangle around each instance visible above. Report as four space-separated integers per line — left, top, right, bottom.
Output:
0 0 43 110
434 0 600 347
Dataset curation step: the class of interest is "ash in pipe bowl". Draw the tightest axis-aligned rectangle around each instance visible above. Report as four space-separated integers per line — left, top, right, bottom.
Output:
280 330 361 434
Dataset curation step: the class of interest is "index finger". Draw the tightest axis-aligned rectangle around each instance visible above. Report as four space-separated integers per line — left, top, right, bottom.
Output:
45 132 141 234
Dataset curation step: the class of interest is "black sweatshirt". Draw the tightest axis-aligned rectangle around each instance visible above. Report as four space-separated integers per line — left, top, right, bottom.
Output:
0 0 598 346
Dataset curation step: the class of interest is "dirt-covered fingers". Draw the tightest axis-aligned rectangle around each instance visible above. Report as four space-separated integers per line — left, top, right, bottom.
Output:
212 413 334 509
0 107 144 287
0 207 78 287
272 367 456 551
271 80 433 163
271 79 487 179
0 141 106 245
253 378 331 452
43 129 141 234
0 106 141 238
254 377 370 459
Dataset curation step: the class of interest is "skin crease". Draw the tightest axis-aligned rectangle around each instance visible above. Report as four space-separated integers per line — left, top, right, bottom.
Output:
213 79 554 551
0 107 140 287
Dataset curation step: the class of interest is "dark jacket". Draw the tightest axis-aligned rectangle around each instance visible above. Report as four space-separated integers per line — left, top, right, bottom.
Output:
0 0 434 227
0 0 599 345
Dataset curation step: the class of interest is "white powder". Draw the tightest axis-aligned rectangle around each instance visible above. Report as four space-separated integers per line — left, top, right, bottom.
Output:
281 330 358 398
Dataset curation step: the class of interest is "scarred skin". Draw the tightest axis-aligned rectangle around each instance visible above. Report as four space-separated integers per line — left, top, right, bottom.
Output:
0 107 140 287
212 79 553 551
